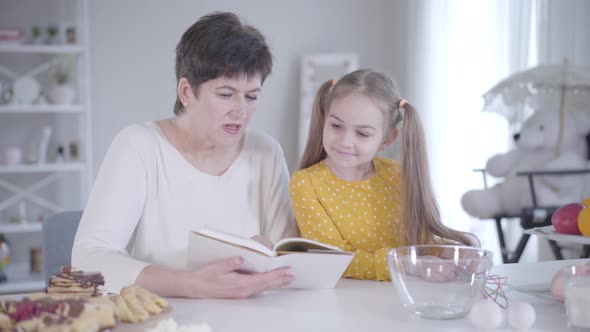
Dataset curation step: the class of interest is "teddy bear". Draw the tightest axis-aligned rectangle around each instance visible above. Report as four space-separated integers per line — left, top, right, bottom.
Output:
461 109 590 219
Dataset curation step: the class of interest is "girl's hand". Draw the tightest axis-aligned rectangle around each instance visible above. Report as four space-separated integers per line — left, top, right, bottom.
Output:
191 257 294 299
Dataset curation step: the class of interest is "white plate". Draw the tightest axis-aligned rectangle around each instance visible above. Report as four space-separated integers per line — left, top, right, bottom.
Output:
524 225 590 245
12 76 40 104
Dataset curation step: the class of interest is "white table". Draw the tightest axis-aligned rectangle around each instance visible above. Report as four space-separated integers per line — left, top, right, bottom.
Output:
114 259 588 332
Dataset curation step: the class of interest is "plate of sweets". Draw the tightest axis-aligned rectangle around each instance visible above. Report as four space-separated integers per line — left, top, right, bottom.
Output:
0 266 171 331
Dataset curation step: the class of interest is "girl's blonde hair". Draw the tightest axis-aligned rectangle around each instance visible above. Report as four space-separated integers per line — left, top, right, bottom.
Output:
299 69 477 247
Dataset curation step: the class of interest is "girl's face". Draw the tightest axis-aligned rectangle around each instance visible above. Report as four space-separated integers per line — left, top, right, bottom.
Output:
323 93 396 172
182 75 261 148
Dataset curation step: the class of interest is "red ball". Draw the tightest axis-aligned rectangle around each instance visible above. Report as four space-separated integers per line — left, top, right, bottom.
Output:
552 203 583 235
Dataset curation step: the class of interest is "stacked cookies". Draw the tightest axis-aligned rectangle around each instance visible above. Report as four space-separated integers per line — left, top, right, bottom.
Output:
47 266 105 296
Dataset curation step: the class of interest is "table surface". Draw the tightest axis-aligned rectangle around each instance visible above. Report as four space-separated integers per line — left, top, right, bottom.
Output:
110 258 588 332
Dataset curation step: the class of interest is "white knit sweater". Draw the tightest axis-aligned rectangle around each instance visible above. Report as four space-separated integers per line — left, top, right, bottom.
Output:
72 122 295 291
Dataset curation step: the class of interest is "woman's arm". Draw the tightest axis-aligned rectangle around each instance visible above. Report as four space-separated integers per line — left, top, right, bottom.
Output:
136 258 293 299
72 128 151 291
289 171 392 281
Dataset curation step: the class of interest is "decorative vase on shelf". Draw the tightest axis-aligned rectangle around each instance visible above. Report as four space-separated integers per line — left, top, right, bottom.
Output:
48 83 75 104
48 55 76 104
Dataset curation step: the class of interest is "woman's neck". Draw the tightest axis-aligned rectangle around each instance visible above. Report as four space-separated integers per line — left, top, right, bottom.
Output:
159 118 243 176
324 158 375 182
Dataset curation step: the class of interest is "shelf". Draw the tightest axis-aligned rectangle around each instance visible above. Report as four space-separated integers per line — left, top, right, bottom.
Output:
0 44 84 54
0 264 44 294
0 280 44 295
0 223 42 234
0 104 84 114
0 162 84 173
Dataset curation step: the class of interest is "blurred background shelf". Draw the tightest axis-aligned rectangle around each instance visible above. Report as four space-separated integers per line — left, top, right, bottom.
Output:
0 279 44 294
0 265 44 295
0 104 84 114
0 263 45 295
0 162 84 173
0 44 83 54
0 223 42 233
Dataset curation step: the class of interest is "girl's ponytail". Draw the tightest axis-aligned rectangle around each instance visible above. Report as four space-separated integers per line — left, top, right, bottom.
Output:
299 80 334 170
401 103 477 246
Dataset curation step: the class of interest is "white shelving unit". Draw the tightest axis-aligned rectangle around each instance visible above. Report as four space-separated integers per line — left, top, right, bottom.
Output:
0 277 44 295
0 104 84 114
0 254 44 294
0 223 42 233
0 162 84 174
0 44 84 54
0 0 91 294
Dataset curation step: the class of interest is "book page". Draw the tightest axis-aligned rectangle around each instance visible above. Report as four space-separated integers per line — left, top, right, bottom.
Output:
194 226 275 257
273 237 344 253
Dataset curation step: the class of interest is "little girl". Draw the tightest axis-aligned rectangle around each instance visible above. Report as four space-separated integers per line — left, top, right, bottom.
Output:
290 69 477 281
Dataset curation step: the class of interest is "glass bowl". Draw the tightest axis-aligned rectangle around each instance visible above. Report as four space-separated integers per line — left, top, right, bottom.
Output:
387 245 493 319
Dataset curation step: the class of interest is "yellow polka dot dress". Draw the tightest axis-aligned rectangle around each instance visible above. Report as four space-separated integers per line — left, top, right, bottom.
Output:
289 157 403 281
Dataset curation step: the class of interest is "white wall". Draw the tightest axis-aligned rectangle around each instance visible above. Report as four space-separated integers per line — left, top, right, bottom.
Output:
541 0 590 66
88 0 395 173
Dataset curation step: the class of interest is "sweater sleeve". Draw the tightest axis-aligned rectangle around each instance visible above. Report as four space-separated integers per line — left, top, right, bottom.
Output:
261 139 297 243
289 171 391 281
72 127 151 292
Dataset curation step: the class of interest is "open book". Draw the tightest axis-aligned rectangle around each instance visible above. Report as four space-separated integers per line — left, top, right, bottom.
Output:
188 227 354 289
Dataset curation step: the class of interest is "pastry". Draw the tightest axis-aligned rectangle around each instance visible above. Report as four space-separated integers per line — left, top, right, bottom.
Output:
47 267 105 296
109 294 137 323
120 286 150 322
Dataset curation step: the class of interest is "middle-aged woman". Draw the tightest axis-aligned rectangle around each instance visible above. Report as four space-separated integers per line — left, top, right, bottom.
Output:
72 12 296 299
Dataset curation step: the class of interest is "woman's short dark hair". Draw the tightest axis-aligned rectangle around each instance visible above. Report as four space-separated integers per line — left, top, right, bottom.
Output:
174 12 273 115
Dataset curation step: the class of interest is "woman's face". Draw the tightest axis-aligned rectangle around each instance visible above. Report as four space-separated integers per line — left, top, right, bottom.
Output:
184 75 262 148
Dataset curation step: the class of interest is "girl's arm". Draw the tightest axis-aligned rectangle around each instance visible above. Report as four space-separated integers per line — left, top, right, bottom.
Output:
289 171 392 281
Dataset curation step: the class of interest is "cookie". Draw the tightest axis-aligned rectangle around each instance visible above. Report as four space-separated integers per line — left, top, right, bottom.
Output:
134 285 169 309
4 296 116 332
109 294 137 323
0 312 13 330
120 286 149 322
47 267 105 296
74 301 116 331
132 286 161 314
46 287 96 295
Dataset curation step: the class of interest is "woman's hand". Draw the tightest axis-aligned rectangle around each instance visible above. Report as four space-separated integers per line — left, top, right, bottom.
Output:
136 258 294 299
190 257 294 299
